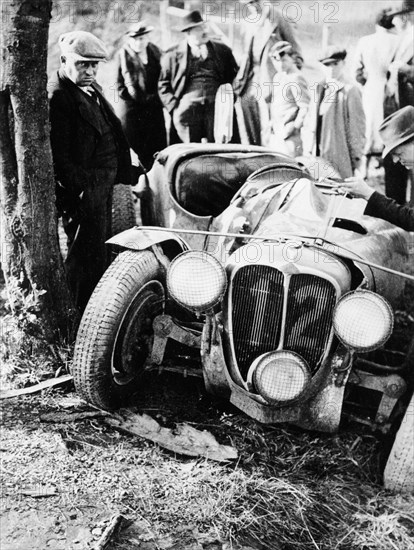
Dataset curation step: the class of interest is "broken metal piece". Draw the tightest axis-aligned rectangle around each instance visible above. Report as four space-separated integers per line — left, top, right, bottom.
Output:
105 409 237 462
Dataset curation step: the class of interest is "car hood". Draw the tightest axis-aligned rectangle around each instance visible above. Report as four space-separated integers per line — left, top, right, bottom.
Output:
242 178 366 240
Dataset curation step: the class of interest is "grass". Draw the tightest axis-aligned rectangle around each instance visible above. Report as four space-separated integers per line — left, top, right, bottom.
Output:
1 387 414 550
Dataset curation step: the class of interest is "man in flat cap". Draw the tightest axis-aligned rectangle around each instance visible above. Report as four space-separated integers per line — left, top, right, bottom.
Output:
268 41 310 157
158 10 238 143
335 106 414 231
234 0 303 146
115 22 166 169
49 31 132 311
311 45 365 179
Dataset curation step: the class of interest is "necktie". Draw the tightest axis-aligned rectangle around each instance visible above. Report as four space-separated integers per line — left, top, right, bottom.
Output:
88 89 99 103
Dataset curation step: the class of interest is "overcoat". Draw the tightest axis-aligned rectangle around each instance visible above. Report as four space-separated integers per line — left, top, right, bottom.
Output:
313 80 366 179
49 70 131 206
49 70 132 310
354 27 398 154
115 42 166 169
158 39 238 114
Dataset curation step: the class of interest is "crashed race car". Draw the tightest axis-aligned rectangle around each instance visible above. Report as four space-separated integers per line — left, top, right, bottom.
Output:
72 144 413 492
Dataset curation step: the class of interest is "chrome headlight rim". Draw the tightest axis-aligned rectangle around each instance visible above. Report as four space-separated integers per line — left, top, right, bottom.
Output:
251 350 312 406
333 289 394 353
167 250 227 313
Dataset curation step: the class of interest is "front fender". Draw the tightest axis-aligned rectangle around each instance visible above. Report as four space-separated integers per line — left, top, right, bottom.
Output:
107 227 190 253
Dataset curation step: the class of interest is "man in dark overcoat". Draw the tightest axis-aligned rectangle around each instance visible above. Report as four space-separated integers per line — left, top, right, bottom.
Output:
115 22 166 170
384 0 414 205
158 10 239 143
335 106 414 231
49 31 132 312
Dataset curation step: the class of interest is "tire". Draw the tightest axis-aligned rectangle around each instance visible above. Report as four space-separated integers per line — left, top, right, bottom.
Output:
72 249 167 409
383 393 414 493
112 184 137 236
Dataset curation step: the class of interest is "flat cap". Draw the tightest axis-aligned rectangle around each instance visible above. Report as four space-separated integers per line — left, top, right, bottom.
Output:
270 41 293 58
127 21 154 37
59 31 108 62
319 45 347 65
375 8 394 29
379 106 414 158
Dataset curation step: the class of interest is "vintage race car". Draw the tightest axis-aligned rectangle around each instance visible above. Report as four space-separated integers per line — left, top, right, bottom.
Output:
72 144 413 491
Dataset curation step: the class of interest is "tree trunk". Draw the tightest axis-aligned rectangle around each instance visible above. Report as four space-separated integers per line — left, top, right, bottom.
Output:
0 0 76 345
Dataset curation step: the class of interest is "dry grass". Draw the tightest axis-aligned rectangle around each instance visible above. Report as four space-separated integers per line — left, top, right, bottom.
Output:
1 385 414 550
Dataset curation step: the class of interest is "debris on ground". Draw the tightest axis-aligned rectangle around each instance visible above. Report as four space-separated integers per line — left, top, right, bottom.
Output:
105 408 238 462
0 374 73 399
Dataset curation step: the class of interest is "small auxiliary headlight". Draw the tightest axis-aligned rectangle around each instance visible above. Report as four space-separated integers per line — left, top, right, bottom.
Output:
167 251 227 312
252 351 311 405
333 290 393 352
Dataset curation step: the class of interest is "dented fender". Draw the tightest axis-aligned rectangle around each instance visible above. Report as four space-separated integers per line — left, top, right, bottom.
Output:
106 226 190 252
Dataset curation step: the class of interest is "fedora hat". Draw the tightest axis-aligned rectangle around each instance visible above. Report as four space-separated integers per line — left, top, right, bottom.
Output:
127 21 154 38
319 45 347 65
178 10 205 32
59 31 108 62
379 106 414 158
390 0 414 16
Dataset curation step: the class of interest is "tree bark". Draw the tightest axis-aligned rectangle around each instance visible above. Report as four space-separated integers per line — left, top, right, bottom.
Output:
0 0 76 343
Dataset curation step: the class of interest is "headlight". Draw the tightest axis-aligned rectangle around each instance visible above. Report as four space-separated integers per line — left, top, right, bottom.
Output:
167 251 227 312
251 351 311 405
333 290 393 352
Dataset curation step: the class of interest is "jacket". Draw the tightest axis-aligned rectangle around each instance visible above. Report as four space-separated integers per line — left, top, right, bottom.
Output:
158 40 239 114
116 42 162 105
49 70 132 204
365 191 414 231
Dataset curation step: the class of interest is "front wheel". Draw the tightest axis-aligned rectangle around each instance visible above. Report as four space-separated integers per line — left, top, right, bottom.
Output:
383 393 414 493
72 249 167 409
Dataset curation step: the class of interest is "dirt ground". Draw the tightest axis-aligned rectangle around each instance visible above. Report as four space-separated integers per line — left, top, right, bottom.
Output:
2 366 414 550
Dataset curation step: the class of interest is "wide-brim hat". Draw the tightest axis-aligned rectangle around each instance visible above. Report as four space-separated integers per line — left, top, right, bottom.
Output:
178 10 205 32
390 0 414 16
127 22 154 38
319 45 347 65
380 106 414 158
59 31 108 62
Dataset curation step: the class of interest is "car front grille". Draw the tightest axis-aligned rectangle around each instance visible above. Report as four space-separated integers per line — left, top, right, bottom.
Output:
231 265 336 378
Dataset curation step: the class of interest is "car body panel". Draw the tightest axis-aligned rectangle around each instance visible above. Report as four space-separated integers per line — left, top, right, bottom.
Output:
107 143 410 433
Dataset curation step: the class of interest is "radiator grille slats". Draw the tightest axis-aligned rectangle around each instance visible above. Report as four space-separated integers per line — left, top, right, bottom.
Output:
230 266 336 378
232 266 284 378
284 275 336 368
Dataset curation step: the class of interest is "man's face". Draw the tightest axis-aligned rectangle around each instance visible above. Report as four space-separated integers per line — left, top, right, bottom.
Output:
245 0 260 13
131 34 149 53
62 56 99 86
187 24 208 46
391 140 414 170
273 53 295 73
323 59 344 81
392 12 413 31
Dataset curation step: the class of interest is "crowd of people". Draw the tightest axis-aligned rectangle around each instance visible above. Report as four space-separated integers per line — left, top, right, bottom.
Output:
47 0 414 311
